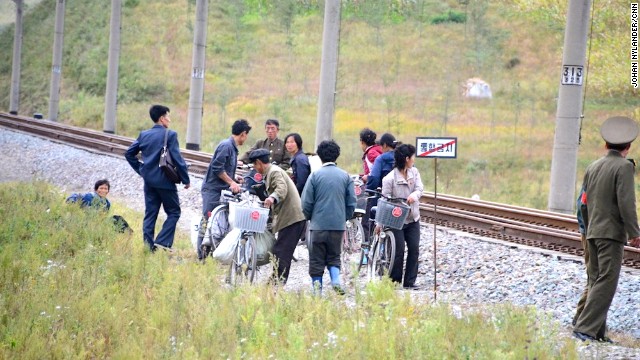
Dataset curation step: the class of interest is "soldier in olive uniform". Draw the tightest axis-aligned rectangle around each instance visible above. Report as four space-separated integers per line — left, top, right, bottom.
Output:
240 119 291 170
573 116 640 342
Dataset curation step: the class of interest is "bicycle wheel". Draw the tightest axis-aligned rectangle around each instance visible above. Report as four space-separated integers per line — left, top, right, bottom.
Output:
229 234 258 286
357 242 370 274
228 233 243 286
204 205 231 253
358 220 375 273
346 218 365 251
342 218 364 281
245 235 257 283
367 230 396 281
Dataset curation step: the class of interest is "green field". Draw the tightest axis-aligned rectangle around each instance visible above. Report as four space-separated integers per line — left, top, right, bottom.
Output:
0 181 577 358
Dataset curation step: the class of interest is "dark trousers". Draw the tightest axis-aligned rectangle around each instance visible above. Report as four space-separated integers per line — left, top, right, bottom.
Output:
143 184 181 250
389 221 420 286
197 190 221 259
271 220 307 284
308 230 344 277
574 238 624 339
572 234 590 325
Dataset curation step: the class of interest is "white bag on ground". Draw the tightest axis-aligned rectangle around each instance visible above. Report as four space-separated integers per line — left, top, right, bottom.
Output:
190 217 200 251
212 228 241 264
254 231 276 266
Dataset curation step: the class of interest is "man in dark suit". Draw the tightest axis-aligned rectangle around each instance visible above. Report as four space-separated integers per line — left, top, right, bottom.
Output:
573 116 640 342
125 105 191 252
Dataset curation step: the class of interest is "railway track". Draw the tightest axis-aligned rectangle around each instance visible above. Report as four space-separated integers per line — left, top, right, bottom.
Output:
2 111 639 268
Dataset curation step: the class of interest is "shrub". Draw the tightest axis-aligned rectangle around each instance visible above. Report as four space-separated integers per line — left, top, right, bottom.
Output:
431 10 467 25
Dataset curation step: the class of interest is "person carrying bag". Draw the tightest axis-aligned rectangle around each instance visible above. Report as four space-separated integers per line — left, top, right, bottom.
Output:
160 129 181 183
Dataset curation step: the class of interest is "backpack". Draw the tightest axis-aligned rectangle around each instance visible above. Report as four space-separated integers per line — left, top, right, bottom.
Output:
112 215 132 234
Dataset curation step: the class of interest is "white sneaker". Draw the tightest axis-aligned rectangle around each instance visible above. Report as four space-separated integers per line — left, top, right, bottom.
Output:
154 243 174 253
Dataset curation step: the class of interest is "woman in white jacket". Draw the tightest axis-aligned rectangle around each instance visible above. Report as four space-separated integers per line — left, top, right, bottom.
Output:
381 144 424 289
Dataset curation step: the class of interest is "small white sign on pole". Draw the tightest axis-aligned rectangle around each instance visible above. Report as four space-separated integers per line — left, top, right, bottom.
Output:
561 65 584 86
416 137 457 158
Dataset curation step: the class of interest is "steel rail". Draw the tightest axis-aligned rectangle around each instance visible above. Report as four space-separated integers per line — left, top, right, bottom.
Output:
0 112 211 174
2 112 639 268
419 194 640 267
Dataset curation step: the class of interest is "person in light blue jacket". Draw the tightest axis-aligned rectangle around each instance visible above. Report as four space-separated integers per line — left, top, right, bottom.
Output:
301 140 356 294
65 179 112 211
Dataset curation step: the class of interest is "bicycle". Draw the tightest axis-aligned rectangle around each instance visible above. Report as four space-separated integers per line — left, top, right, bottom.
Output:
227 196 270 285
358 189 410 282
201 164 268 257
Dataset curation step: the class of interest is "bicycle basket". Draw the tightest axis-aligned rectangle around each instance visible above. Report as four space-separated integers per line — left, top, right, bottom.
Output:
229 202 269 233
375 198 409 229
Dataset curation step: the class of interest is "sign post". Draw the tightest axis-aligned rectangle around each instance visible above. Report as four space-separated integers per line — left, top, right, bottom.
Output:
416 137 457 301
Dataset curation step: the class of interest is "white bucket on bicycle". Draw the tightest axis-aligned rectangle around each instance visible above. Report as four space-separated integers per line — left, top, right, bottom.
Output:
229 202 269 233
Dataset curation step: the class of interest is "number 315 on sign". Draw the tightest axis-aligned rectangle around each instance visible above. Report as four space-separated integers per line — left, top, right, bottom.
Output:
562 65 583 86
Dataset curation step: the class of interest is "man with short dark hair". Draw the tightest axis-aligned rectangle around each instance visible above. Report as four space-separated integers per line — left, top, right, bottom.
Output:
301 140 356 294
240 119 291 170
573 116 640 343
197 119 252 260
125 105 190 252
248 148 306 285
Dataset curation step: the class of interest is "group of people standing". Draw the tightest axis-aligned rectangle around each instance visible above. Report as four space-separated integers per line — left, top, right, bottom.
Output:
359 128 424 289
94 106 640 340
123 104 426 293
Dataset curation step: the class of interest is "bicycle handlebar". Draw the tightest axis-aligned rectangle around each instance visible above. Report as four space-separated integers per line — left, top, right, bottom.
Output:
364 188 408 205
221 188 268 208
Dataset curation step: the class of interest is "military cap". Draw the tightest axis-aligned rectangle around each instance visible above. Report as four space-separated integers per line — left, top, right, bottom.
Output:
248 148 270 163
600 116 639 145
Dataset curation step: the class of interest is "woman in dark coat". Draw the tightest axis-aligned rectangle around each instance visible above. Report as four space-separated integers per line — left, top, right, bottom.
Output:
284 133 311 196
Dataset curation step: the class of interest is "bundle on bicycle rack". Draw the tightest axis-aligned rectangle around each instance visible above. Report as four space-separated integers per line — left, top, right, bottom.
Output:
375 198 410 230
229 201 269 233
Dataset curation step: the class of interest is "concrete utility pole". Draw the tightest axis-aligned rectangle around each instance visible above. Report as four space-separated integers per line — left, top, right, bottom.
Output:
314 0 341 149
548 0 592 214
48 0 66 122
9 0 23 115
103 0 122 134
186 0 209 151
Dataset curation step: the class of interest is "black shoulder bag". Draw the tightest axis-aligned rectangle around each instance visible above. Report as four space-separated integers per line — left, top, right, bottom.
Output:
159 129 181 183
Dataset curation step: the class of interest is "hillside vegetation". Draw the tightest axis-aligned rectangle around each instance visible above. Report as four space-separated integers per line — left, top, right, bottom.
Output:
0 0 637 209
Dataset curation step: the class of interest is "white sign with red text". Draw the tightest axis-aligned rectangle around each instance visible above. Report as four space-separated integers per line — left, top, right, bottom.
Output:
416 137 457 159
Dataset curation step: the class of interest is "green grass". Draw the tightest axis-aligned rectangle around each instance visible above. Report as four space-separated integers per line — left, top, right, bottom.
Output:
0 181 577 358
